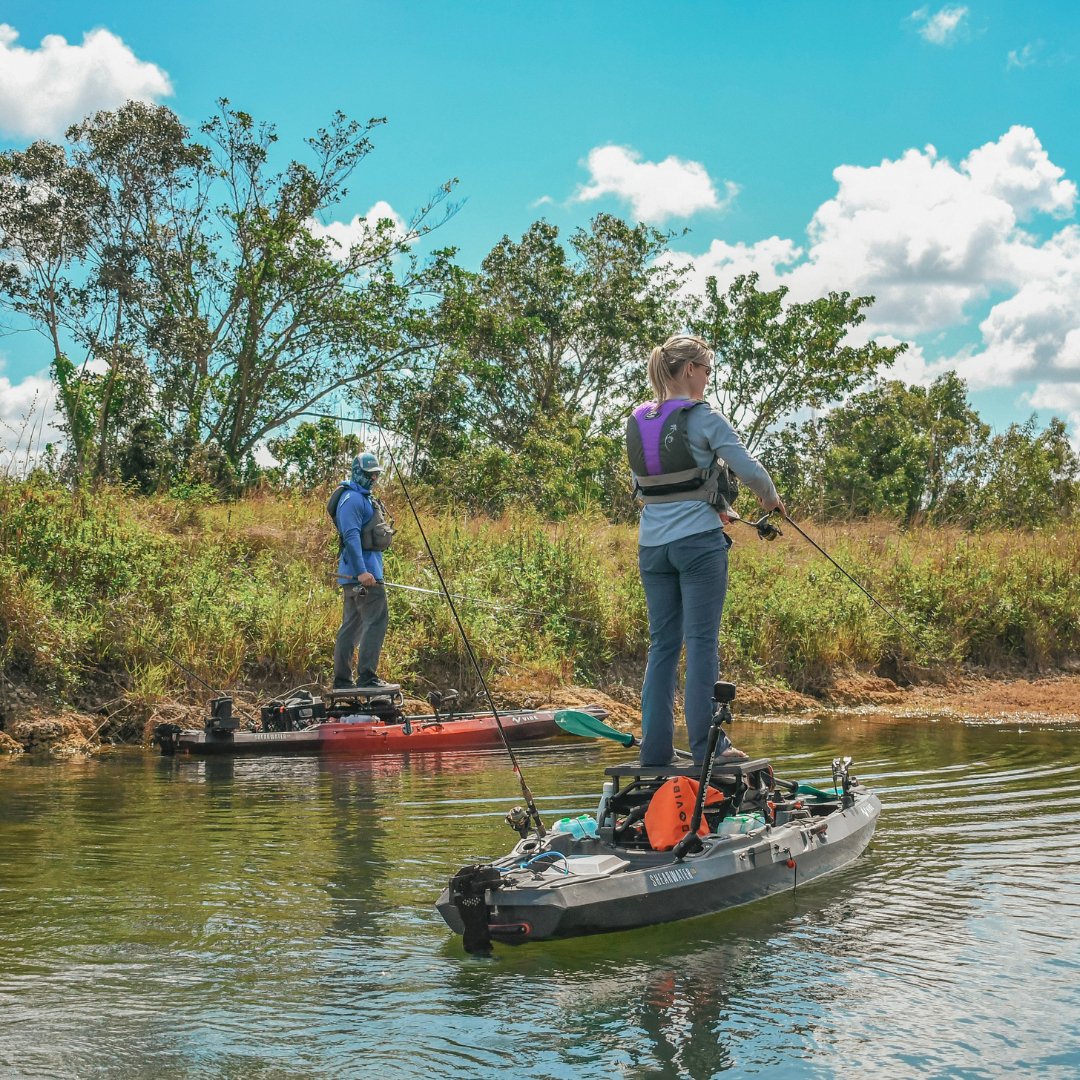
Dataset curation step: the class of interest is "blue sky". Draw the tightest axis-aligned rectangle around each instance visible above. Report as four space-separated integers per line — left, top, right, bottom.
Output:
2 1 1079 453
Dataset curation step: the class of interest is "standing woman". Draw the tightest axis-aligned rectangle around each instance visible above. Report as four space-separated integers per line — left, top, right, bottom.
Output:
627 335 785 766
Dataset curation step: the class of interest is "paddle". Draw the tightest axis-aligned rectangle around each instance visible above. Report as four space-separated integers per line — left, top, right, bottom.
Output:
795 782 843 800
554 709 637 747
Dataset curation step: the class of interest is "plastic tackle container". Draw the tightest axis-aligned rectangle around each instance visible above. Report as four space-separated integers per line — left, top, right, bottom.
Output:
714 812 766 835
551 814 600 840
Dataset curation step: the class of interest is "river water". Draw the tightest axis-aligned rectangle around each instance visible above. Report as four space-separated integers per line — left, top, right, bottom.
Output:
2 712 1079 1079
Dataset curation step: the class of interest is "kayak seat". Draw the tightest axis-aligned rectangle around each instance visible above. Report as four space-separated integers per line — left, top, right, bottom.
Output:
604 760 774 850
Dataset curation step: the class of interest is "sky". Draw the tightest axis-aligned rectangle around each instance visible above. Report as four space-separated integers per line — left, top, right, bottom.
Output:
1 0 1079 456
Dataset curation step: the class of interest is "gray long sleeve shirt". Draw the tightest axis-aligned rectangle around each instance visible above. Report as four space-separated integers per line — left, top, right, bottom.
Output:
637 401 779 547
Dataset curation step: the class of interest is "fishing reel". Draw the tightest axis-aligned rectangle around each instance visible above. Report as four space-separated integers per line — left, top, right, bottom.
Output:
750 512 782 541
730 510 782 541
505 805 531 838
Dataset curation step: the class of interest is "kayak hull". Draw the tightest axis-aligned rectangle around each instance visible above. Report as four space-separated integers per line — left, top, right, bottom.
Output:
437 787 880 943
165 707 591 757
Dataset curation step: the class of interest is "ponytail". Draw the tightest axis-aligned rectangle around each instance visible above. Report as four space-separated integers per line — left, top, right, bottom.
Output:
646 335 714 401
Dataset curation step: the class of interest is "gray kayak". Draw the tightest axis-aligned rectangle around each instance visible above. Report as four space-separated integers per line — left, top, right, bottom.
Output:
436 754 880 951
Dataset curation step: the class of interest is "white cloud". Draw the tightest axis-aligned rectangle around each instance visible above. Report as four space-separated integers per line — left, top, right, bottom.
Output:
911 5 969 46
307 200 407 257
676 128 1077 336
1007 43 1039 70
661 235 803 297
953 226 1080 387
0 24 172 139
573 144 738 224
1027 382 1080 450
963 125 1075 218
0 365 62 463
670 126 1080 428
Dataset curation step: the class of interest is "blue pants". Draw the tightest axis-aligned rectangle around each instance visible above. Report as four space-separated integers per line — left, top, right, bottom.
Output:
638 529 731 765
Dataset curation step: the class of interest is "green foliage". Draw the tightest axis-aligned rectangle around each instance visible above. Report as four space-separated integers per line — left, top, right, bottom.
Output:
425 415 633 519
970 417 1080 527
1 485 1078 733
380 215 685 502
765 376 1079 527
266 417 360 490
0 100 458 489
438 215 684 446
689 272 906 452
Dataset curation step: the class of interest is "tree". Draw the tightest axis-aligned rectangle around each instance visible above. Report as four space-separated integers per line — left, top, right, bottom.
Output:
689 272 906 452
769 374 988 522
266 417 360 490
0 138 105 477
147 101 456 483
0 100 458 487
406 215 686 455
972 416 1080 527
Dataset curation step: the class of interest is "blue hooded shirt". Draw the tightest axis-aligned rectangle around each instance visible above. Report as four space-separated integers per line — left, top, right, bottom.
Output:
334 481 384 585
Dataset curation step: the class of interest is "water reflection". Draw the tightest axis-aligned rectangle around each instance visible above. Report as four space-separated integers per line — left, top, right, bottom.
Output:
1 716 1079 1077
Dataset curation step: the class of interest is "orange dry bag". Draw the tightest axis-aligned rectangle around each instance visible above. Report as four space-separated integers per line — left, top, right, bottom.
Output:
643 776 727 851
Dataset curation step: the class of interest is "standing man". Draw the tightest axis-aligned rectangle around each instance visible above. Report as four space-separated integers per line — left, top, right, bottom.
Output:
331 452 395 691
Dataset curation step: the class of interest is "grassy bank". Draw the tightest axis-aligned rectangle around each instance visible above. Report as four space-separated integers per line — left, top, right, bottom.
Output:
1 480 1078 745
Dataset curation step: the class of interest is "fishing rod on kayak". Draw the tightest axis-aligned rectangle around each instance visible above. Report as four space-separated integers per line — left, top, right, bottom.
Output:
351 404 548 837
118 618 224 697
732 509 923 650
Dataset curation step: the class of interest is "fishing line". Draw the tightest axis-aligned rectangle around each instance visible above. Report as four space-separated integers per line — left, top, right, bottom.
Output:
343 578 597 626
350 403 548 836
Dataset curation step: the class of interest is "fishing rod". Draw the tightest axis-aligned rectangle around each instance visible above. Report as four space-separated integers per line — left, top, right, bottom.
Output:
734 509 924 651
354 404 548 837
111 606 266 728
339 578 597 626
123 618 226 698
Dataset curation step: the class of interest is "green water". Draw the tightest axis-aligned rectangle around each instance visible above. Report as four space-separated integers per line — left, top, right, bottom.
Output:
2 713 1080 1078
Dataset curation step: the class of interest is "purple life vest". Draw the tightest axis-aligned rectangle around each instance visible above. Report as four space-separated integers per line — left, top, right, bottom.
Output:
625 399 738 507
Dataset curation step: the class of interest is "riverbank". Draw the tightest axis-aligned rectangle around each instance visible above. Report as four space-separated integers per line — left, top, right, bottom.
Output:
2 482 1079 753
2 671 1078 755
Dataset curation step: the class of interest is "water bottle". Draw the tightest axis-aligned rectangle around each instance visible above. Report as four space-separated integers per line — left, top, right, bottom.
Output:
716 812 766 835
596 781 614 828
575 815 599 839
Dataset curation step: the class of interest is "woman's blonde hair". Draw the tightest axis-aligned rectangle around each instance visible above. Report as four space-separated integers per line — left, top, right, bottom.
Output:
647 334 714 401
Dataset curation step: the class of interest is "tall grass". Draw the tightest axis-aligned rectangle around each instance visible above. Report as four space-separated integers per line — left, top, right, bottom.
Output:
1 479 1078 735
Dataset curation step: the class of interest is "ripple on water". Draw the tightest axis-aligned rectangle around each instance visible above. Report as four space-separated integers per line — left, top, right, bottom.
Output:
2 718 1080 1077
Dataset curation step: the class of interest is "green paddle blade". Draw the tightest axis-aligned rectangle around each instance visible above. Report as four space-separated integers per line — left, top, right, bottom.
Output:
794 782 842 799
554 709 637 747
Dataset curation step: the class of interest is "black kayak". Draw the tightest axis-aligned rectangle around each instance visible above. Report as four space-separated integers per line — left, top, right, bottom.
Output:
436 683 880 952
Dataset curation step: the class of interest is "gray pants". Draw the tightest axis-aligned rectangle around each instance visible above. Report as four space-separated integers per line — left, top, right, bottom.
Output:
333 584 389 684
